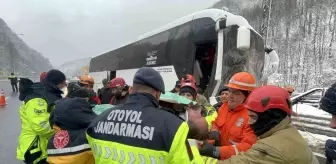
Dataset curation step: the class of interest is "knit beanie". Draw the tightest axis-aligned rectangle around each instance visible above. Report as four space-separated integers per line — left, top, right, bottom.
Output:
179 86 197 99
45 69 66 86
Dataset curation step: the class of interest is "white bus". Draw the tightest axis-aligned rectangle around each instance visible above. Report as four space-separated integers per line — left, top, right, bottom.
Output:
89 9 279 102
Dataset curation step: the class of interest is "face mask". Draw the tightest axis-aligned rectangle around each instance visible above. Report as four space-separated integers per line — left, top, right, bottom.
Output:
61 87 68 98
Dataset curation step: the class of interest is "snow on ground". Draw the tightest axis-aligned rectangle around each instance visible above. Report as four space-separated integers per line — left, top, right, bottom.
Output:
293 104 332 119
299 131 336 148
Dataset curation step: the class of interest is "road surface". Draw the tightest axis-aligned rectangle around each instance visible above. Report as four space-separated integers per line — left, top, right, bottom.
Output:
0 81 21 164
0 80 329 164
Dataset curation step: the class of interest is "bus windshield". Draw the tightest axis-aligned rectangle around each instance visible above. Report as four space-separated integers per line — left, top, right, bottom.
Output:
207 25 265 97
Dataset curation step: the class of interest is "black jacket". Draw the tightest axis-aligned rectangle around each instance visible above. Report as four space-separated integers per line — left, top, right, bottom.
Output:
87 93 184 152
98 87 112 104
47 97 96 158
50 97 96 130
8 76 18 84
320 83 336 115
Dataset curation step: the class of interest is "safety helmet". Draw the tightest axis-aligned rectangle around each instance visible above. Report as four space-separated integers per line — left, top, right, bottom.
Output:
285 86 295 93
110 77 126 88
179 81 197 99
245 85 292 114
226 72 256 91
180 81 197 91
181 74 196 85
79 74 94 85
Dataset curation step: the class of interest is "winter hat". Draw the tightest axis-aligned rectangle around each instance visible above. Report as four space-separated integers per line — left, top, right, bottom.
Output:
218 86 229 95
179 86 197 99
45 69 66 86
133 67 165 93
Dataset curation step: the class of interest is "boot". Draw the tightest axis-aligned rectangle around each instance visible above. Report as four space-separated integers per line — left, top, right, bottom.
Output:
330 115 336 129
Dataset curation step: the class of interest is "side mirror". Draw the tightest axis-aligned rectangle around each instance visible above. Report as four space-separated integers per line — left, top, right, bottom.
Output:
237 26 251 51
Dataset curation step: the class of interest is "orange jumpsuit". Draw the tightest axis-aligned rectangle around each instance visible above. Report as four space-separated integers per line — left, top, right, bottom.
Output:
211 103 257 160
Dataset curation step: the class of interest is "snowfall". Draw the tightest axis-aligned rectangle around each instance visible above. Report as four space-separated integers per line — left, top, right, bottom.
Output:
293 104 336 153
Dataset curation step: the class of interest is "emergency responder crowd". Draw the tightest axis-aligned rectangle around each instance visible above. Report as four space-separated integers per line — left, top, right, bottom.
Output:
15 67 326 164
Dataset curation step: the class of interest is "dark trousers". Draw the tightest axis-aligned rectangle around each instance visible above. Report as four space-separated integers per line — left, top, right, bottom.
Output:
326 139 336 164
11 83 18 92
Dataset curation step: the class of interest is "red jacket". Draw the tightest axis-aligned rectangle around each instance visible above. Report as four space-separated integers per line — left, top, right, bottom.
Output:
211 103 257 160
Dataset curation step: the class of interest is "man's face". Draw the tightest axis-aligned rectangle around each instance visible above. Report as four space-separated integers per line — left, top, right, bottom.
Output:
113 86 123 97
57 81 67 89
220 90 229 103
180 92 194 101
228 88 246 109
248 110 258 125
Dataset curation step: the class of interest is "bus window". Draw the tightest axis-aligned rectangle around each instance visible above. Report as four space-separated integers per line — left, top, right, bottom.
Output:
207 25 264 97
169 23 195 76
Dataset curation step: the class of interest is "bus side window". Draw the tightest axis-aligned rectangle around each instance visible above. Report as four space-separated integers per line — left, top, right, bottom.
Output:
169 23 195 75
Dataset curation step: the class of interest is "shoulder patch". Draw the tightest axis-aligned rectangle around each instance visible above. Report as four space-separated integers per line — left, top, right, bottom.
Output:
34 108 45 115
53 130 70 149
236 117 244 127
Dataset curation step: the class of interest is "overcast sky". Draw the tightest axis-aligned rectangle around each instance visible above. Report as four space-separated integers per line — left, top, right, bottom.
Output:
0 0 218 66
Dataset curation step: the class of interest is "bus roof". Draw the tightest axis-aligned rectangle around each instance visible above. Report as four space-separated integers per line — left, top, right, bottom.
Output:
95 9 255 57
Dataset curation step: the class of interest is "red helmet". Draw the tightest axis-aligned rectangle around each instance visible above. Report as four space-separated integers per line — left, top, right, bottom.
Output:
110 77 126 88
181 74 196 85
245 85 292 114
180 81 197 91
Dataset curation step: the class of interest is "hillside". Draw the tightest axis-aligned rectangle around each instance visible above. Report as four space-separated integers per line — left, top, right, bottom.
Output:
56 57 91 78
212 0 336 91
0 18 52 77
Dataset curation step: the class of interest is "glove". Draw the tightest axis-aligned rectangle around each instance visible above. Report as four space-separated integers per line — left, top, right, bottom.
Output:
199 141 220 159
265 46 273 53
209 131 221 146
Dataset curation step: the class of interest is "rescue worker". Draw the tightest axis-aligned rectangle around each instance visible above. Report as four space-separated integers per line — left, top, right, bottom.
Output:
326 139 336 164
218 85 319 164
181 74 210 106
86 67 203 163
171 80 181 93
199 72 257 160
320 82 336 129
109 77 129 105
78 74 101 106
8 72 18 92
47 84 96 164
40 72 47 82
213 86 229 111
179 81 217 130
17 69 66 164
98 79 112 104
